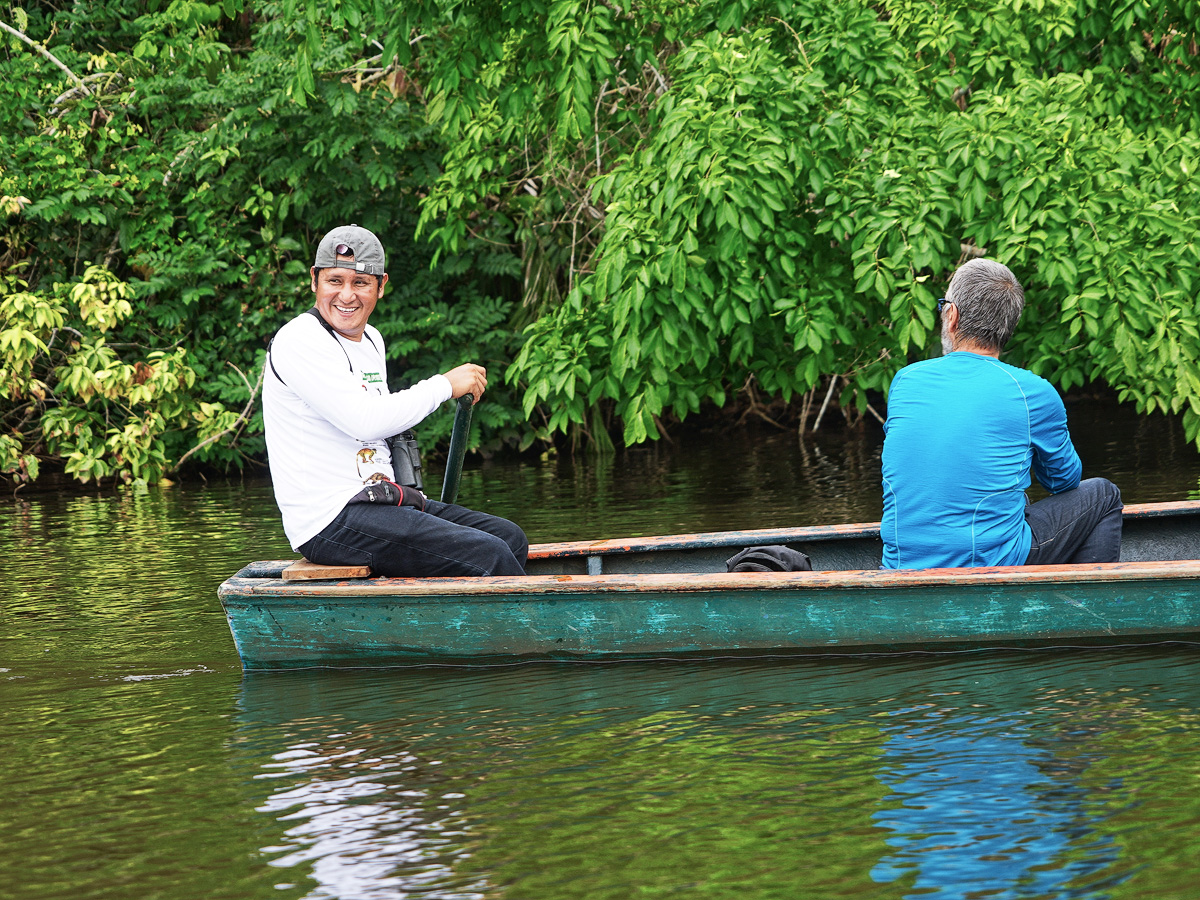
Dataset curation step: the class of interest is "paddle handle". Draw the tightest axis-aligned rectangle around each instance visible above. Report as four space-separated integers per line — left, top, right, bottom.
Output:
440 393 474 504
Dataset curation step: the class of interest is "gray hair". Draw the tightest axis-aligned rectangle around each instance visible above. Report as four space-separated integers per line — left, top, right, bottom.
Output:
945 258 1025 352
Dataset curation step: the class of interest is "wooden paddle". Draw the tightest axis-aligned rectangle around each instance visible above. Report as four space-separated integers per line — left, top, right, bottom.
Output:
440 392 474 504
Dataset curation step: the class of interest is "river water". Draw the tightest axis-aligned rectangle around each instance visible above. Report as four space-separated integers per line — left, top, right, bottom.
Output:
5 400 1200 899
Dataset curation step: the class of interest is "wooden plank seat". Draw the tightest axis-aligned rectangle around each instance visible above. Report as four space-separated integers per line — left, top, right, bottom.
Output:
282 559 372 581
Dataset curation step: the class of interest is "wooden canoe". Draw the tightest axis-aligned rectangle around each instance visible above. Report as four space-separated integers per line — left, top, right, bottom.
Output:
218 500 1200 669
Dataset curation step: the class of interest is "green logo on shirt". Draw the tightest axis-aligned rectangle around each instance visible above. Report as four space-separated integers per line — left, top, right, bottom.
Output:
362 371 384 384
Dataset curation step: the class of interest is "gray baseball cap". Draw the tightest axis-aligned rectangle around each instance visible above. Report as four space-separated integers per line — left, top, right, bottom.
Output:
313 224 386 275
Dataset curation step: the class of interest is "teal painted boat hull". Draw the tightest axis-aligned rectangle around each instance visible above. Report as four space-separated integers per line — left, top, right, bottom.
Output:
218 501 1200 668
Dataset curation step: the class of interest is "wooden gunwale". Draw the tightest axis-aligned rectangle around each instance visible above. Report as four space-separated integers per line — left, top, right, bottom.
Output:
218 559 1200 601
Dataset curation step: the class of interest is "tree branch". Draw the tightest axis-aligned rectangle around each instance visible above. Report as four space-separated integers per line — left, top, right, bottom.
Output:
168 362 264 475
0 19 90 94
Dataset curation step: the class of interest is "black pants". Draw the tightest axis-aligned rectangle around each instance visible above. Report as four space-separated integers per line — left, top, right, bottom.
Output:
1024 478 1123 565
299 499 528 577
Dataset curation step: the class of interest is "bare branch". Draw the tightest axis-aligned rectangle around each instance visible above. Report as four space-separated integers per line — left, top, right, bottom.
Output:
168 362 265 475
644 60 669 95
228 362 254 395
812 375 839 431
163 140 199 186
0 19 90 94
594 79 609 174
771 17 812 69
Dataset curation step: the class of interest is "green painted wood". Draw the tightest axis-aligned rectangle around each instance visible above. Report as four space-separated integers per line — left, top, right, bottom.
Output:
220 570 1200 668
218 501 1200 668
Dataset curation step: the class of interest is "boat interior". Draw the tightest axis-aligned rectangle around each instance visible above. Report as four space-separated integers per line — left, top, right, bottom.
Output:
523 501 1200 577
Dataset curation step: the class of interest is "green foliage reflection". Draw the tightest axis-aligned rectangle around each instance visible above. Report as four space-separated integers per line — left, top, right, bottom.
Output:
443 708 908 898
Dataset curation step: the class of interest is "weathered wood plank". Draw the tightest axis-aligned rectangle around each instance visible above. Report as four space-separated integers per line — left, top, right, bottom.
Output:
236 559 1200 598
281 559 372 581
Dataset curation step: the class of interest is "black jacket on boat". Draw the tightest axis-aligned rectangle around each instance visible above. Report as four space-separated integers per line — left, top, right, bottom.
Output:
725 545 812 572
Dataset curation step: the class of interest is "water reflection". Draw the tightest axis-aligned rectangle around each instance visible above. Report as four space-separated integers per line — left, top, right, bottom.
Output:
229 650 1200 899
870 716 1117 897
254 736 485 899
232 666 900 899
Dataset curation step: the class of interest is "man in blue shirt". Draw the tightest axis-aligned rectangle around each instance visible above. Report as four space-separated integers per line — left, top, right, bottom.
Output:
881 258 1122 569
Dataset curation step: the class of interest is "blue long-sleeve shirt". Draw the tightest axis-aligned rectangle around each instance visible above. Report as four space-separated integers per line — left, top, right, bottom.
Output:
881 352 1081 568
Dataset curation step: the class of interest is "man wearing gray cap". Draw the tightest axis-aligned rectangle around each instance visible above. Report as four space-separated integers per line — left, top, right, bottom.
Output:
262 224 528 577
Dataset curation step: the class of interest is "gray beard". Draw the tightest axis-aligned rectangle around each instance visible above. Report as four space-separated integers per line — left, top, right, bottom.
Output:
941 316 954 355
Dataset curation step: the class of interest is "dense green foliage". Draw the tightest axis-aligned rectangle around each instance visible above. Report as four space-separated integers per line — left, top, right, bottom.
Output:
3 0 1200 487
1 0 526 486
323 0 1200 445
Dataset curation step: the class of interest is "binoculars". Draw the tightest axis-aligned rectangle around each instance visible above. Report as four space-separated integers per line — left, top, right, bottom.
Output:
386 430 424 491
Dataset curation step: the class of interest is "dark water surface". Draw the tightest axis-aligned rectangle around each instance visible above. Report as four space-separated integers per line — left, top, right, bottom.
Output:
5 401 1200 899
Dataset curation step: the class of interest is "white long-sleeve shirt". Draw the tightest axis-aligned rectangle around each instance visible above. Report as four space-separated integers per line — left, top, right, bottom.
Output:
262 311 452 548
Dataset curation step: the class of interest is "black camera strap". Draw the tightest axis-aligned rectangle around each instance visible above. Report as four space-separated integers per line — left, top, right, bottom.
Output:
267 307 378 385
267 308 423 490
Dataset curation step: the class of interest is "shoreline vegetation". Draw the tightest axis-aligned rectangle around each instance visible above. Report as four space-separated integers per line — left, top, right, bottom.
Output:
2 0 1199 489
2 383 1183 497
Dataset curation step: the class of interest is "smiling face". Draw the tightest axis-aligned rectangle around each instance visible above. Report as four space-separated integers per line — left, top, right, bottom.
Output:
310 262 388 341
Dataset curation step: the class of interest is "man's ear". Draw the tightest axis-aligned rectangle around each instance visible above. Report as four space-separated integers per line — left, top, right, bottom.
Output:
310 267 318 293
378 272 389 296
945 301 959 333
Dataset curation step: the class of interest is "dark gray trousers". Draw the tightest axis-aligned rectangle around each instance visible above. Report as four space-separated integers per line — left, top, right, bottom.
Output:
300 499 528 577
1024 478 1123 565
